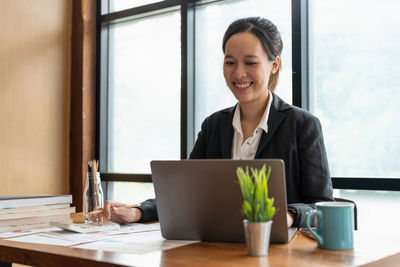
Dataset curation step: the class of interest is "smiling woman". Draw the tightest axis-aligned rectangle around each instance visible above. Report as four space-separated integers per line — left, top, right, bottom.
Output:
223 32 279 107
189 17 334 228
95 17 334 229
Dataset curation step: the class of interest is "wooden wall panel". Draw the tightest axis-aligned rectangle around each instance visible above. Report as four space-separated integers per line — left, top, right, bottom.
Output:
0 0 71 195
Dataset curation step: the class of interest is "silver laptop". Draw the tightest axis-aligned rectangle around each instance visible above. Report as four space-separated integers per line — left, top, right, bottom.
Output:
150 159 297 243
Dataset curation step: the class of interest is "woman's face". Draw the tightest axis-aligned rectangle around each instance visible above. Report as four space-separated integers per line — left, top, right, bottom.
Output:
223 32 279 105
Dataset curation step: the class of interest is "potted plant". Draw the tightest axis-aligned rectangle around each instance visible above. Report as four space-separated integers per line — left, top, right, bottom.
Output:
237 164 277 256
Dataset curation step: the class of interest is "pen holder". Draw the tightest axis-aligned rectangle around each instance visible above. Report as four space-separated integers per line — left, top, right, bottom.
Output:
83 172 104 221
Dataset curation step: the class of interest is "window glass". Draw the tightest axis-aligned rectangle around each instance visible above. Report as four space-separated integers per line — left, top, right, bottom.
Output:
106 182 155 204
309 0 400 177
334 189 400 230
107 0 163 14
194 0 292 136
107 11 181 174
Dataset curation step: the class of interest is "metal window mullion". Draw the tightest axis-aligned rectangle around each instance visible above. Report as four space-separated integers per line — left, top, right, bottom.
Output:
292 0 309 109
181 2 188 159
300 0 309 110
183 1 196 158
332 178 400 191
99 23 110 173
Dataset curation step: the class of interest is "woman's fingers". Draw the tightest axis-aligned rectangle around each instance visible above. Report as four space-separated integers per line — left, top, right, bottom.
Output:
88 201 141 225
110 207 142 224
103 201 113 219
89 206 103 222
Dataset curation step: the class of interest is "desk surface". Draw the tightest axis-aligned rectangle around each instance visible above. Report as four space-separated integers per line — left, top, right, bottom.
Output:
1 228 399 267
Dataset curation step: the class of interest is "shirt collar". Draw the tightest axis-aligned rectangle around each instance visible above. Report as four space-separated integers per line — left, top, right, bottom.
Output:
232 91 273 135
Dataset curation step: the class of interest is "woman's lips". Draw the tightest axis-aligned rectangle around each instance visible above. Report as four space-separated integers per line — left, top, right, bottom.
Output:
233 82 253 90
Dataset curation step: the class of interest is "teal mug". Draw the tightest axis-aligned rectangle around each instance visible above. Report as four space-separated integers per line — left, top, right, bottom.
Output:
305 202 354 250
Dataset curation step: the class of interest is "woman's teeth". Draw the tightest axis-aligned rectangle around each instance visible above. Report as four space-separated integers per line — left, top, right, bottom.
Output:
235 82 252 88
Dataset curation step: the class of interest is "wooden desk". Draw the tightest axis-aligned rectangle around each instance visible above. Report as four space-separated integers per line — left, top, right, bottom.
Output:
0 229 399 267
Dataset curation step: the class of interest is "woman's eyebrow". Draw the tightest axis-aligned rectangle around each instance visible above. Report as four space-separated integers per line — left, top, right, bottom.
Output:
224 55 259 59
244 55 258 58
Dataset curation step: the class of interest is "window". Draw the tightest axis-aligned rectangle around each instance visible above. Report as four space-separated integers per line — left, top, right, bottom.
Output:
106 0 164 14
104 9 181 174
334 189 400 229
98 0 400 203
309 0 400 178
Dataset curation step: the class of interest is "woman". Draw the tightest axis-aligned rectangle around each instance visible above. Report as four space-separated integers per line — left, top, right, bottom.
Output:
93 17 333 228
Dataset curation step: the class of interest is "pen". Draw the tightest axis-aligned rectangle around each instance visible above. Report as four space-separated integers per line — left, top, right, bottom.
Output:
88 204 141 216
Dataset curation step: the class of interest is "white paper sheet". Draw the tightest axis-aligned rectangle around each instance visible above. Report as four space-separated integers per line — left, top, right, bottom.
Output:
3 222 197 253
5 223 163 247
38 223 161 243
74 230 199 254
0 227 61 238
5 233 78 246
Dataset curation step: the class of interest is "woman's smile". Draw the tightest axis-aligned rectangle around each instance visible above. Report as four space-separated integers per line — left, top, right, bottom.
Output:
233 81 254 90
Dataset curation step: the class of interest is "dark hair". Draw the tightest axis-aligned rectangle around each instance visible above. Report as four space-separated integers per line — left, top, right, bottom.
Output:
222 17 283 91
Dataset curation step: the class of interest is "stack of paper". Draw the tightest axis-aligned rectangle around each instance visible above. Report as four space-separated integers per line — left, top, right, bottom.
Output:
0 195 74 232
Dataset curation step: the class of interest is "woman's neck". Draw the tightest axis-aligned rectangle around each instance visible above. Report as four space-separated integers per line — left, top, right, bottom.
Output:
239 91 270 124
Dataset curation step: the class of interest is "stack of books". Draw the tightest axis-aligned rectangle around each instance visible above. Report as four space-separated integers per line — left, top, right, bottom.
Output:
0 195 75 232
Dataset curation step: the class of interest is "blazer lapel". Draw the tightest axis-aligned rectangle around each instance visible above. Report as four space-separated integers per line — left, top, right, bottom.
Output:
220 106 235 158
255 94 291 158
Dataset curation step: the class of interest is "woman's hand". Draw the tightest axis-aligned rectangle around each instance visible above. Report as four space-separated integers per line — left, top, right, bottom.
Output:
90 200 142 225
287 211 294 227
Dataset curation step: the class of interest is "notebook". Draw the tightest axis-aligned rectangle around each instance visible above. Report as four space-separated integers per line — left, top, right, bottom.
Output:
150 159 297 243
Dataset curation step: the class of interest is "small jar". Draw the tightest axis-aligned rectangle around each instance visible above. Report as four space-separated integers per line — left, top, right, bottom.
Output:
83 172 104 220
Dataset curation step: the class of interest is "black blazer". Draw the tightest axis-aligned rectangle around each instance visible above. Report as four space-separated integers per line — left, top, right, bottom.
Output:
140 93 333 227
189 93 334 226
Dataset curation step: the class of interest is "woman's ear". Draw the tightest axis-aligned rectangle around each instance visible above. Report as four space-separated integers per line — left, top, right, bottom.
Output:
270 56 280 74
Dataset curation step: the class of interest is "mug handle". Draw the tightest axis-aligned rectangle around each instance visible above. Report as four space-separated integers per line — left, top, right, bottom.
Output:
305 209 324 246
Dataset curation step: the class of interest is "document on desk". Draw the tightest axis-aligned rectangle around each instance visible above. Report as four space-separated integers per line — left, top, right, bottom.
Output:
4 232 80 246
6 222 198 254
4 223 162 246
42 222 160 239
0 227 61 238
39 222 161 243
73 229 199 254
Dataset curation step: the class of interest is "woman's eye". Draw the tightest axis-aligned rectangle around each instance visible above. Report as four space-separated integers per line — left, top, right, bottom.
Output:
246 62 257 65
225 61 234 65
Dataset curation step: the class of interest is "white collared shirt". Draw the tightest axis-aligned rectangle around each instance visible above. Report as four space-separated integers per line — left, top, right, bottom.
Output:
232 91 273 160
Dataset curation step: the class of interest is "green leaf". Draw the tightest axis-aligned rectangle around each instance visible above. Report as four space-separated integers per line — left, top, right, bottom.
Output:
242 200 252 219
236 164 276 222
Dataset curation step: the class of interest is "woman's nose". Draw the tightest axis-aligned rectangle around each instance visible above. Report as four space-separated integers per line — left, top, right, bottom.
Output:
233 64 247 79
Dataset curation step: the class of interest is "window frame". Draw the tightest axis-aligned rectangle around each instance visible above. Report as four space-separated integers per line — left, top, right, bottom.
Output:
96 0 400 192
